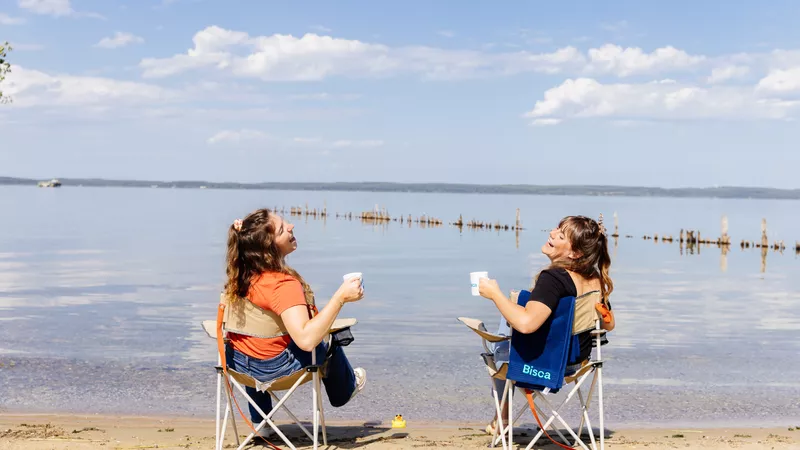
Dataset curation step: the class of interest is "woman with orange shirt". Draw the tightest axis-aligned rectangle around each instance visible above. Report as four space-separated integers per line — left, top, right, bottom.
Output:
223 208 366 428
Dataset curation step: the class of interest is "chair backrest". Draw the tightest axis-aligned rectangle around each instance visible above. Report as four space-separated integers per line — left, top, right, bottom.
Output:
506 290 596 391
221 292 290 339
573 290 601 335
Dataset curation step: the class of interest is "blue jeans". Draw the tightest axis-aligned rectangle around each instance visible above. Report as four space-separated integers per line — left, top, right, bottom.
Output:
226 341 357 423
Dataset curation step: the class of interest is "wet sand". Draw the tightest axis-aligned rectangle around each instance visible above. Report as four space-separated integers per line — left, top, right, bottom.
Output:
1 413 798 449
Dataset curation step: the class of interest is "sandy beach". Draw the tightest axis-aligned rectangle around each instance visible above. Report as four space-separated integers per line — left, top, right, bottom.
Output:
1 414 798 449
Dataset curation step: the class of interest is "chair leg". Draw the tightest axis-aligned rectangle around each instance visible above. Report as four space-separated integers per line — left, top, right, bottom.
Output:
215 373 222 450
577 387 598 450
231 378 298 450
312 373 319 450
220 383 239 450
507 382 513 450
525 390 580 450
598 366 605 450
227 398 239 450
492 381 508 450
316 372 328 446
576 386 587 444
577 370 601 450
219 403 230 450
269 391 314 441
536 394 589 450
221 378 240 448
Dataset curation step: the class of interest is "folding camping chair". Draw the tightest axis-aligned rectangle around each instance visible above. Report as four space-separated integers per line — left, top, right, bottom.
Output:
459 289 607 450
202 315 357 450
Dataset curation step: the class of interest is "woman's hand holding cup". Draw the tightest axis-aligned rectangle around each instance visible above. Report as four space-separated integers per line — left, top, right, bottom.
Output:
478 277 502 302
337 272 364 304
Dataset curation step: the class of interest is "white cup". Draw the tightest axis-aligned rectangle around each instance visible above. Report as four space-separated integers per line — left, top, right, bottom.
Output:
470 271 488 296
343 272 363 288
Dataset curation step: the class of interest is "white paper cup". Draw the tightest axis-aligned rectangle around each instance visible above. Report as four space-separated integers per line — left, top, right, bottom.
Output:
343 272 363 287
470 271 488 296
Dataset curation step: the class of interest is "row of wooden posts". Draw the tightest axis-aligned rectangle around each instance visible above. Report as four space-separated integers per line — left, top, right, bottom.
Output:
637 216 799 254
284 205 523 231
282 206 799 254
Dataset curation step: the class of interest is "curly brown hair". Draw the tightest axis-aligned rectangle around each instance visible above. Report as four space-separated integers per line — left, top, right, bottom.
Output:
223 208 314 305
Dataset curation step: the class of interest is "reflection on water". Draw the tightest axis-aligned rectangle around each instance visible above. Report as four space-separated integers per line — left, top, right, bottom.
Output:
0 186 799 426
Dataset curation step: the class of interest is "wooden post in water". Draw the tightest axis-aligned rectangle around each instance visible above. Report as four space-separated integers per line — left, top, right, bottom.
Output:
761 218 768 248
515 208 521 230
721 215 730 245
720 215 728 272
696 230 701 254
720 245 728 272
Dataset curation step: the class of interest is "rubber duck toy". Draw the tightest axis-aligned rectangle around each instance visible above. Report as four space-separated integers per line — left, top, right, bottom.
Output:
391 414 406 428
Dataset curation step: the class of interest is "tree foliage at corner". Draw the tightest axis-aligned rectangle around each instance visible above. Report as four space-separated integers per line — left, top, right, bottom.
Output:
0 42 11 104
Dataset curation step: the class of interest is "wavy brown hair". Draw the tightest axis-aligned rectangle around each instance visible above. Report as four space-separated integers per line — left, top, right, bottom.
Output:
543 215 614 302
224 208 314 305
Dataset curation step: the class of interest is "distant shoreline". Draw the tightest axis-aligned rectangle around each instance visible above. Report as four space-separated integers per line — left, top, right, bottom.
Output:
2 176 800 200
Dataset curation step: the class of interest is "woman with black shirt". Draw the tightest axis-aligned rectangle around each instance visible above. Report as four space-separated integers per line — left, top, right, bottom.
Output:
478 215 616 434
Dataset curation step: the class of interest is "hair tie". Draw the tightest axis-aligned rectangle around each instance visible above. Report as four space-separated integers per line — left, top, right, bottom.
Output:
597 213 607 237
233 219 243 232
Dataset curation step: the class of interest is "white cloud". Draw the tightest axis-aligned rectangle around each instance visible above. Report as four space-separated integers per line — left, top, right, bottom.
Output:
586 44 705 77
0 12 26 24
707 65 750 84
531 118 561 126
139 27 712 82
139 26 588 80
140 26 253 78
525 78 799 123
18 0 72 16
762 49 800 69
94 32 145 49
3 66 175 108
207 129 270 145
756 68 800 94
17 0 103 18
437 30 456 38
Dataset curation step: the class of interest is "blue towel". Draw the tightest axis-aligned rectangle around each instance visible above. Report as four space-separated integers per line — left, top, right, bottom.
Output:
506 290 579 392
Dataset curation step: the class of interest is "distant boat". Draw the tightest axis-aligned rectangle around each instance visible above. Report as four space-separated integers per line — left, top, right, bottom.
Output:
37 178 62 188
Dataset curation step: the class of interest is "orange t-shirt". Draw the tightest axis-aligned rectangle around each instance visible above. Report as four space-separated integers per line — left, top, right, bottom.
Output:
229 271 308 359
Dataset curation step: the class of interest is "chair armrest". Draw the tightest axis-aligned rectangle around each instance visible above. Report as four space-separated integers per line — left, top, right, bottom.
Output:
201 320 217 339
457 317 510 343
330 318 357 333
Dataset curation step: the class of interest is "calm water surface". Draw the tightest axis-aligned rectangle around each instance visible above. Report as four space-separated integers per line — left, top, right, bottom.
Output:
1 186 799 427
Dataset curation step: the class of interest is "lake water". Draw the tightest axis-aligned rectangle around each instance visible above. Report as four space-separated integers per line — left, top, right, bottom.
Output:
1 185 799 428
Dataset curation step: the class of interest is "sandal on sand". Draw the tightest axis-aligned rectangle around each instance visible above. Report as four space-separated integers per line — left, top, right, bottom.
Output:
485 421 497 435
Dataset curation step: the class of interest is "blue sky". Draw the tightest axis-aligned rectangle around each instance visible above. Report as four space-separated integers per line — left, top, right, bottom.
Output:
2 0 800 188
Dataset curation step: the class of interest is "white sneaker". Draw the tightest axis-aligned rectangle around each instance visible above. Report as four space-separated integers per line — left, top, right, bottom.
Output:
255 425 274 439
350 367 367 400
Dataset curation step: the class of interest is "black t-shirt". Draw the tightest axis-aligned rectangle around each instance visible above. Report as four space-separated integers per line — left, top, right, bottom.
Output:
530 268 603 364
